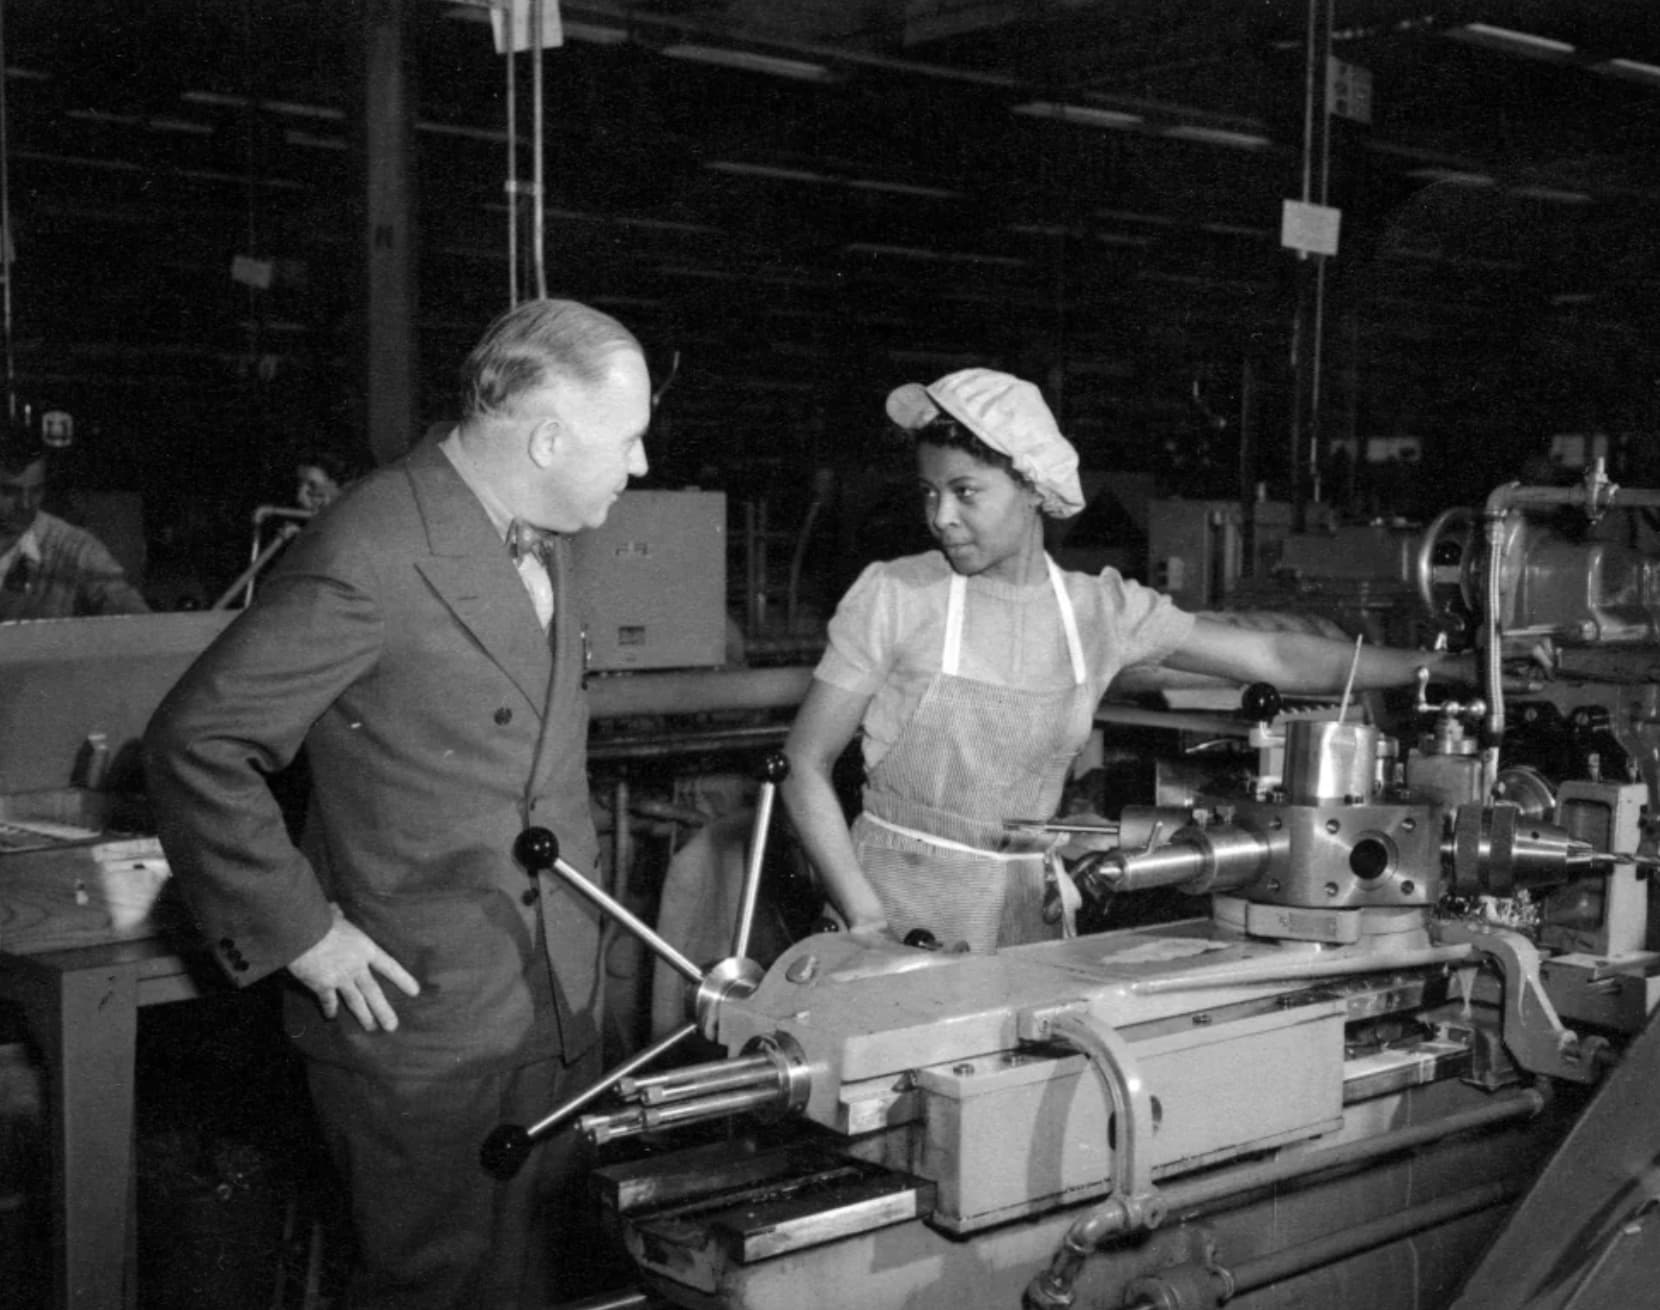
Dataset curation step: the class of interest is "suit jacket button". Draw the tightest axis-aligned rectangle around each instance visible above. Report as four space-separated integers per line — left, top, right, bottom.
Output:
219 937 234 950
232 959 250 973
494 707 513 725
521 887 540 905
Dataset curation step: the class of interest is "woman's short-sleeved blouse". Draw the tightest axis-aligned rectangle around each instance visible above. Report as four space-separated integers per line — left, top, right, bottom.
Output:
814 551 1195 770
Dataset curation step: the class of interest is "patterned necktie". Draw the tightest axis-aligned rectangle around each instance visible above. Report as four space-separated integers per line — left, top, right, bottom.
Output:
507 518 557 566
507 519 558 634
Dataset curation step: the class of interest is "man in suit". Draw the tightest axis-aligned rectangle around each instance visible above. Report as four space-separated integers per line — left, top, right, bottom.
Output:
144 298 651 1308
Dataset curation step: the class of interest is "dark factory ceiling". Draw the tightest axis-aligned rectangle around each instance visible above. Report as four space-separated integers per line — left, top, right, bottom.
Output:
5 0 1660 515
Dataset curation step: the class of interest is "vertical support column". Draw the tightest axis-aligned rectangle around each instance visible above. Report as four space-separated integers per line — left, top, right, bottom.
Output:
364 0 417 467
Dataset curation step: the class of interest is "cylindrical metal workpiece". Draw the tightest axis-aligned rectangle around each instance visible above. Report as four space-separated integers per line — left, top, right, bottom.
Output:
1284 721 1379 805
580 1084 786 1144
619 1053 780 1105
1089 825 1269 895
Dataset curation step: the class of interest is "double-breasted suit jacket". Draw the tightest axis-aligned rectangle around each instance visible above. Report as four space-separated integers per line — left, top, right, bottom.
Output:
146 436 604 1079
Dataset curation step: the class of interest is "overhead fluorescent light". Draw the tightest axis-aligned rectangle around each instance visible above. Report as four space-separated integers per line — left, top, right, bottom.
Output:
562 21 628 44
1096 208 1180 228
661 44 836 83
1406 167 1496 187
707 160 834 185
150 116 215 136
705 160 954 198
1510 185 1592 204
1162 125 1272 150
1595 58 1660 87
180 91 343 121
845 242 1026 268
285 129 347 151
416 120 511 144
844 177 960 199
443 6 626 42
1449 23 1575 60
1011 100 1143 130
1008 222 1080 238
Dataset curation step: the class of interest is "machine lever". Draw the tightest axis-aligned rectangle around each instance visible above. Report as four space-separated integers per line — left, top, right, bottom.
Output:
486 755 792 1178
732 753 790 963
517 826 705 983
480 1022 697 1180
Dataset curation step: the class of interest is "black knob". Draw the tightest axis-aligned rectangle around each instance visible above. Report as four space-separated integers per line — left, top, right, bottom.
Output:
902 928 941 951
480 1123 533 1180
810 915 842 935
758 752 791 785
514 826 558 875
1241 682 1282 723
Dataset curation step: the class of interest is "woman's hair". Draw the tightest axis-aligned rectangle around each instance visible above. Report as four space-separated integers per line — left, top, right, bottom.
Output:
911 414 1033 491
459 298 642 420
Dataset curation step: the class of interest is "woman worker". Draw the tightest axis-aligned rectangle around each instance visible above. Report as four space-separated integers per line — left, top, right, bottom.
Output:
780 368 1468 952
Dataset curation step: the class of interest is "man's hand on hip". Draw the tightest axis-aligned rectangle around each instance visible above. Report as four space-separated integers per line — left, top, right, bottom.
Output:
288 904 421 1031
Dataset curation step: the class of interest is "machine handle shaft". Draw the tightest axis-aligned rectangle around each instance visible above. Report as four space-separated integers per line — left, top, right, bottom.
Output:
480 1021 698 1179
732 753 790 963
518 826 706 983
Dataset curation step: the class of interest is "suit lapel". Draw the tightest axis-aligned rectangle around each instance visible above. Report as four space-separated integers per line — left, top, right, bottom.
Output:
405 440 553 711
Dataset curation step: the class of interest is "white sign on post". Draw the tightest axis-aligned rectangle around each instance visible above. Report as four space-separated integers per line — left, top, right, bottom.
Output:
1281 200 1342 257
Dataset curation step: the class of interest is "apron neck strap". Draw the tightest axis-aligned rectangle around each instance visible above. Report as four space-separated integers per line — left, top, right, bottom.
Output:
943 557 1087 685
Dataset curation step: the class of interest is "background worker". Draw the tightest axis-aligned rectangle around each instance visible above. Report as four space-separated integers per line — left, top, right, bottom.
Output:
781 368 1471 953
0 416 149 620
144 298 652 1308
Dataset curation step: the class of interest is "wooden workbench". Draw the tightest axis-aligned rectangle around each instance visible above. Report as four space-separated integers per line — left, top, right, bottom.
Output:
0 938 214 1310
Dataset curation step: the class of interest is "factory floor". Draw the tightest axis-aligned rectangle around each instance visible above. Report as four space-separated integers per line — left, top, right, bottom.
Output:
0 985 641 1310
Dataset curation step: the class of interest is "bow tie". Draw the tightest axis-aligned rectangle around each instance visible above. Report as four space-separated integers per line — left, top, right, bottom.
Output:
507 519 558 565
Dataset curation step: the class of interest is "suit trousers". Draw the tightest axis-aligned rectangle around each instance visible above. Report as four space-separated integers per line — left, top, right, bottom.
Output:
308 1041 606 1310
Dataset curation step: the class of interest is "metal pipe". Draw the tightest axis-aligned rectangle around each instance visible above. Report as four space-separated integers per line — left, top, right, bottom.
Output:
588 725 788 763
1164 1087 1545 1215
1026 1088 1545 1308
586 666 812 719
215 521 301 610
530 0 547 299
1229 1179 1521 1295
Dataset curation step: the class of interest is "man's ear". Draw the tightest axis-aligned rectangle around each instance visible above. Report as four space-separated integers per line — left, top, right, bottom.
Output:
527 415 563 469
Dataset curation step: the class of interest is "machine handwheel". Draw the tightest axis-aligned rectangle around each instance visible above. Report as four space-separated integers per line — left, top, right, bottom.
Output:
482 752 791 1179
1413 505 1479 638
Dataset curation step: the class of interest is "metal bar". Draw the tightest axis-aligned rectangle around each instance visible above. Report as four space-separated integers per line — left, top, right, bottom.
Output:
588 724 788 763
731 779 775 961
550 856 703 983
586 666 812 719
1230 1180 1521 1295
523 1021 696 1141
621 1054 778 1105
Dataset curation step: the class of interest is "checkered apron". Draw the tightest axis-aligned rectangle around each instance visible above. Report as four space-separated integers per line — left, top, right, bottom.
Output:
853 558 1096 952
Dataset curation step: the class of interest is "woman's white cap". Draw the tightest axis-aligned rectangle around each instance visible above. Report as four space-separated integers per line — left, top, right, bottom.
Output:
886 368 1085 518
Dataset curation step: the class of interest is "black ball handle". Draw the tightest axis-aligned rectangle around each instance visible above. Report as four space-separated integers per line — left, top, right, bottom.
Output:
514 826 559 875
1241 682 1282 723
479 1123 534 1180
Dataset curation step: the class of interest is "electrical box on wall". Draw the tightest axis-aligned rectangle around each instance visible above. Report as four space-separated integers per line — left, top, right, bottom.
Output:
571 490 728 672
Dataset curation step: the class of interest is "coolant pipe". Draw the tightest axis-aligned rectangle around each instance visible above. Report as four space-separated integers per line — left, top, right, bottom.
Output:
1122 1179 1522 1310
1023 1087 1545 1310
